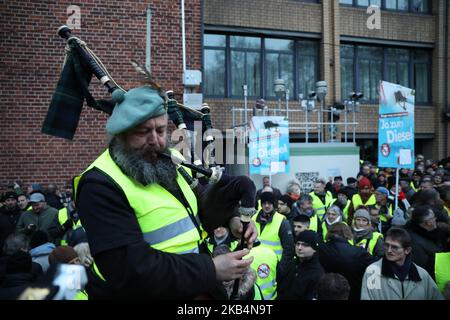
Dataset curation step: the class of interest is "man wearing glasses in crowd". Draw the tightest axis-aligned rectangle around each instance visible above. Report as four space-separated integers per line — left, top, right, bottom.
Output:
360 227 443 300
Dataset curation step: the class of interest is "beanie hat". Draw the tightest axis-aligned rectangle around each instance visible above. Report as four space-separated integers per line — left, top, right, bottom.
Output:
347 177 357 185
295 230 319 251
260 191 277 207
375 187 389 197
354 209 371 222
106 87 166 135
6 251 32 274
2 191 18 201
358 177 372 190
48 246 79 265
279 194 294 209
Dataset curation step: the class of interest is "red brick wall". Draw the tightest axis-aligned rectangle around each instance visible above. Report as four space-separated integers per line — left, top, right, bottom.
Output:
0 0 202 193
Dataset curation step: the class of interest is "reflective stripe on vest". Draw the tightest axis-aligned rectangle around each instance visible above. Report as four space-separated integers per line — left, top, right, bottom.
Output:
309 191 334 219
246 245 278 301
352 194 376 210
354 232 383 255
435 252 450 293
74 149 201 281
252 212 285 261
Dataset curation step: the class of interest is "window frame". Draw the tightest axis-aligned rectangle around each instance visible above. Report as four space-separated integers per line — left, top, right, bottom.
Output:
341 43 432 105
339 0 432 14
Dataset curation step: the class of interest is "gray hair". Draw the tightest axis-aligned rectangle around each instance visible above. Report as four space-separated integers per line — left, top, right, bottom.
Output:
3 233 29 255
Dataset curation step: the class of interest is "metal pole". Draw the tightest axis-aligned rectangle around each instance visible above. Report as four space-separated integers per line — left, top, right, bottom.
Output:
318 101 321 143
243 84 248 144
306 98 309 143
285 89 289 119
330 105 334 142
344 101 348 143
352 100 356 143
395 167 400 210
145 7 152 73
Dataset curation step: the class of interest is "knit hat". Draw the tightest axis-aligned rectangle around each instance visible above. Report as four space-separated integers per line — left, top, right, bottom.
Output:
106 86 166 135
2 191 18 201
346 177 357 184
260 191 277 207
375 186 389 197
48 246 79 265
354 208 371 222
358 177 372 190
279 194 294 209
6 251 32 274
295 230 319 250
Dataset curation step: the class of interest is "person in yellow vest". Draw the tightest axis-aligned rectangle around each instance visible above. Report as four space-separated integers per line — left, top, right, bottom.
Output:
348 177 376 224
48 200 82 246
351 209 384 258
206 227 238 254
373 187 393 228
252 191 294 290
321 205 346 241
330 190 351 221
74 86 258 299
294 194 322 235
213 244 264 300
282 230 324 300
309 179 335 220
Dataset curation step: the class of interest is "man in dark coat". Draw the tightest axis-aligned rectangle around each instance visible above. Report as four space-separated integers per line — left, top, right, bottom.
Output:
283 230 324 300
0 251 35 300
405 205 449 279
317 222 377 300
0 192 23 255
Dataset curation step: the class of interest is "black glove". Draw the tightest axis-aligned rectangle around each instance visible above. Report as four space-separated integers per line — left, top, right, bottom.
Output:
62 219 74 231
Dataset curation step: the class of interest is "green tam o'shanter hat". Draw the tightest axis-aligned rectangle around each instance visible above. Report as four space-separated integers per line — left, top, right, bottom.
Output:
106 86 167 135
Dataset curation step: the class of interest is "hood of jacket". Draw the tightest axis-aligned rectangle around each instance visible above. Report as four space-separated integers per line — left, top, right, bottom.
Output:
29 243 56 258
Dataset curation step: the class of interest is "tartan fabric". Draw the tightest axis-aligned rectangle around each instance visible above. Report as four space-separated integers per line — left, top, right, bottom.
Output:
42 50 93 140
42 45 115 140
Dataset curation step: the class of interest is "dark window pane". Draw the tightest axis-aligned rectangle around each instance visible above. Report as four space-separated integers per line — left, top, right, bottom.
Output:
231 51 261 97
265 52 294 98
415 63 429 103
230 36 261 49
398 0 408 10
204 49 225 96
358 59 382 101
204 34 226 47
412 0 430 13
298 41 319 97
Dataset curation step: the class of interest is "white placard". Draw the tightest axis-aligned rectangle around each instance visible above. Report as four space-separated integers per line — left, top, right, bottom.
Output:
399 149 412 165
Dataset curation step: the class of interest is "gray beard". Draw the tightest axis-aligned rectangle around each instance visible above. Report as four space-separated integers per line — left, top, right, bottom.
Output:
109 137 179 193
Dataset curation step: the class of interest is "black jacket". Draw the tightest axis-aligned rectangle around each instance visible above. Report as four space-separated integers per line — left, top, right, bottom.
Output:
282 254 324 300
405 222 448 279
0 206 22 255
45 193 64 210
76 168 218 300
317 236 378 300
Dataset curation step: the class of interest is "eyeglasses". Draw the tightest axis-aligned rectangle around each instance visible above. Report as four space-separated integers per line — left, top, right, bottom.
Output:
383 243 403 252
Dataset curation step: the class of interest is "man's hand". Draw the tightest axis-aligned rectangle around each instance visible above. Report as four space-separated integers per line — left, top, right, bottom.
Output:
213 249 254 281
229 216 258 249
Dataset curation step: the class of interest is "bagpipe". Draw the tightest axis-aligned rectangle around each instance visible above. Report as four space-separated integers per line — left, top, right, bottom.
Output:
43 25 256 244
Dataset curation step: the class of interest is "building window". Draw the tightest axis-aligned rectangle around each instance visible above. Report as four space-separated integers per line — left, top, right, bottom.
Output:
339 0 430 13
265 38 294 99
204 34 226 96
203 34 318 100
340 44 431 104
230 36 261 97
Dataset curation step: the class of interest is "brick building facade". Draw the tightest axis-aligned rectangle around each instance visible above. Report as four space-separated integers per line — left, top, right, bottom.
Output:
0 0 449 192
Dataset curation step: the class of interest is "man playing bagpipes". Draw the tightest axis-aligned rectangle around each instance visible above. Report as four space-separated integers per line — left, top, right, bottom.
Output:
41 26 259 300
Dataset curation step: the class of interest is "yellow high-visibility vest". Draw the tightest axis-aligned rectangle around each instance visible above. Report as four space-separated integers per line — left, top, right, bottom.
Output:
309 191 334 219
245 245 278 300
252 212 285 261
354 232 383 255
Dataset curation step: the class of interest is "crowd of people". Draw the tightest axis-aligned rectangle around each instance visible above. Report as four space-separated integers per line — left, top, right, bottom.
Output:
0 153 448 300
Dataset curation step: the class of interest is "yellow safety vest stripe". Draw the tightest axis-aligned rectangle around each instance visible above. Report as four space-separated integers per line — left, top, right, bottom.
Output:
435 252 450 293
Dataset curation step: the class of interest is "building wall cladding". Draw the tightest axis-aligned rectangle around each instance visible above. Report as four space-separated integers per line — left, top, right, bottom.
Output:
204 0 450 158
0 0 202 191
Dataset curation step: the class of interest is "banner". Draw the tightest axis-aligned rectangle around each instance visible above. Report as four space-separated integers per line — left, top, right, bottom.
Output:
378 81 415 169
249 116 290 175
